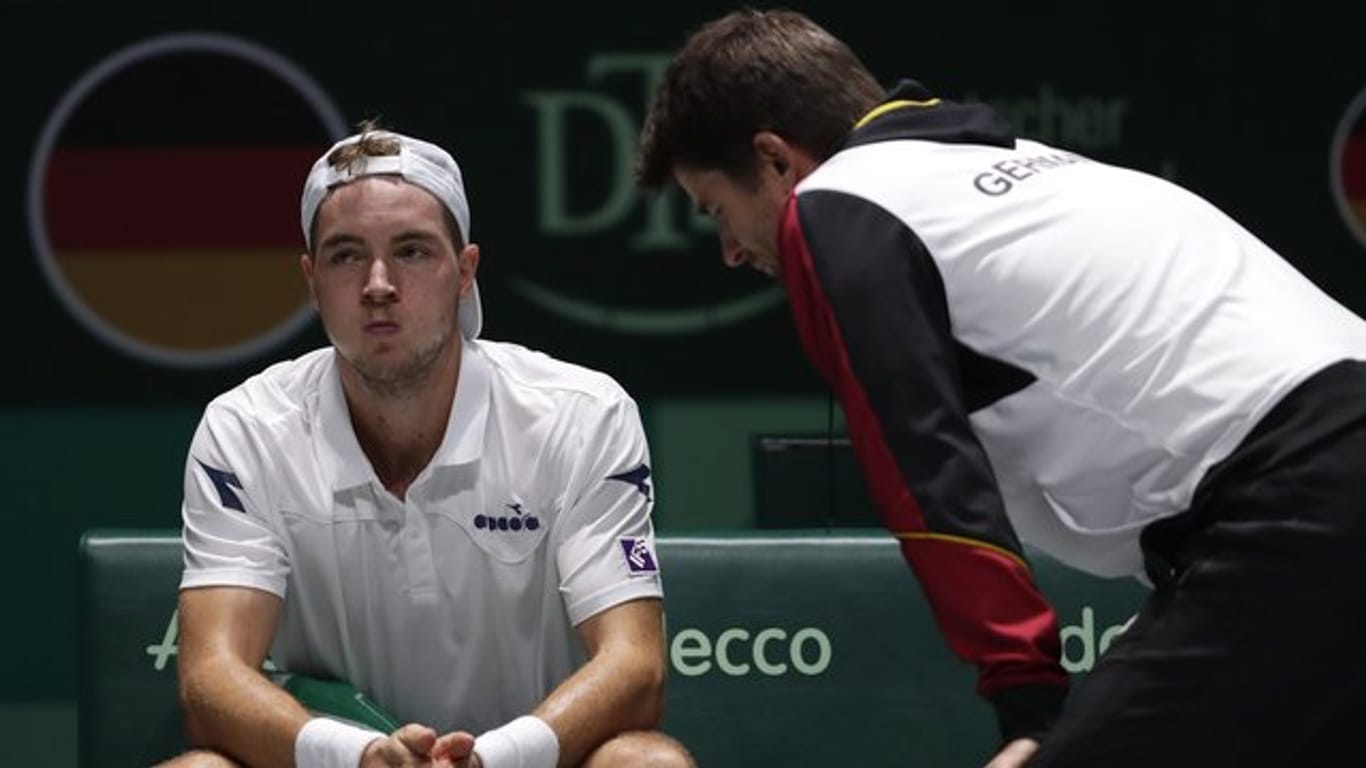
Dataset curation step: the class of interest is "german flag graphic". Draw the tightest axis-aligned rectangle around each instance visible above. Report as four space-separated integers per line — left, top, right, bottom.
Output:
1335 88 1366 250
1341 119 1366 237
34 35 343 365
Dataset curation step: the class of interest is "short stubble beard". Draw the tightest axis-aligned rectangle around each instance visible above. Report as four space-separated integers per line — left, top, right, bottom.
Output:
343 321 455 401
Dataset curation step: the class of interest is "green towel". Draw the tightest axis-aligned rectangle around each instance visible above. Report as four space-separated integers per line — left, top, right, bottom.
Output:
276 674 401 733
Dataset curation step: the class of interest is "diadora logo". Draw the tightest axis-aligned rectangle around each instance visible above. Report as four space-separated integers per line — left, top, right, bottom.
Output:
607 463 652 501
474 502 541 533
196 458 245 513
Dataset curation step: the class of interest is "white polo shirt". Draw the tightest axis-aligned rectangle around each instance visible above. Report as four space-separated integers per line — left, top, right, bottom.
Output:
179 339 663 732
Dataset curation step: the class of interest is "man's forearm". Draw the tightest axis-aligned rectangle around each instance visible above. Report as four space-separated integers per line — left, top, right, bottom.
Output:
181 656 313 768
528 644 665 767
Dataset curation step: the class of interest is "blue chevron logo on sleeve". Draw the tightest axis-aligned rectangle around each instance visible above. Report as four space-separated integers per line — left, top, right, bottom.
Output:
195 459 246 513
607 464 652 502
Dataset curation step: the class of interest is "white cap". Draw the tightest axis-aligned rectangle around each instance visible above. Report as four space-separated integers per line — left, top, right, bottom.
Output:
300 130 482 339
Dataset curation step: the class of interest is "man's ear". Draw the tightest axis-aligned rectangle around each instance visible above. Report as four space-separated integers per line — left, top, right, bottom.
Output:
458 244 481 298
753 131 792 178
299 252 318 309
754 131 819 185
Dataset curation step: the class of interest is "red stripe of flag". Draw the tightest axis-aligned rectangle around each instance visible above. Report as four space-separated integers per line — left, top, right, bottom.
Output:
1343 133 1366 198
44 146 324 249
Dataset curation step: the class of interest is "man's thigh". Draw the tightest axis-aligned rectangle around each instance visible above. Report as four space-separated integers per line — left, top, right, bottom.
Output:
1032 466 1366 766
154 750 243 768
582 730 695 768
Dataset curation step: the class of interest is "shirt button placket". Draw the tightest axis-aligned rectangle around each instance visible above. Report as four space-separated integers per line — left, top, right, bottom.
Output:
402 494 438 602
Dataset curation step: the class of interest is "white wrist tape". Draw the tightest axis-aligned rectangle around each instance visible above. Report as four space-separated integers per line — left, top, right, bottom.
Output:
473 715 560 768
295 717 383 768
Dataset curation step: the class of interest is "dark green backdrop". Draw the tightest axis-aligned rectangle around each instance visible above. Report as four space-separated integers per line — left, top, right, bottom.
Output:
1 1 1362 763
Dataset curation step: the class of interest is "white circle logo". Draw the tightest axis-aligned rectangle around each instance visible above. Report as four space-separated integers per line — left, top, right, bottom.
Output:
27 33 347 368
1330 86 1366 252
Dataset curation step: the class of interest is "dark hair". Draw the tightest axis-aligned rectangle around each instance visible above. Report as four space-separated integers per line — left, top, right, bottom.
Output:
636 9 884 189
308 118 464 252
326 117 400 173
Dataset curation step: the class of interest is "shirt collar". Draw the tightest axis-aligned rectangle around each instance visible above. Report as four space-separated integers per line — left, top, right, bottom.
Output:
843 78 1015 151
315 341 492 492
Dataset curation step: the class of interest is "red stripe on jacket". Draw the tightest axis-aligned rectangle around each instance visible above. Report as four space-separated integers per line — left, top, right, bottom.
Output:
777 193 1065 698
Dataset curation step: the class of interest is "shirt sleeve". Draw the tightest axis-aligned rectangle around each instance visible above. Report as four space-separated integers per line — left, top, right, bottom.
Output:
780 190 1068 740
551 390 664 626
180 400 290 598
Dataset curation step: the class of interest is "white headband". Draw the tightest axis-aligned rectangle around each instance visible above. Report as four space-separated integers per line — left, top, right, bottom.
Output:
300 130 481 339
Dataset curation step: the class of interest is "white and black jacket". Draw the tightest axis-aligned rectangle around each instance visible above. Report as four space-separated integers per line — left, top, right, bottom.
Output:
777 79 1366 738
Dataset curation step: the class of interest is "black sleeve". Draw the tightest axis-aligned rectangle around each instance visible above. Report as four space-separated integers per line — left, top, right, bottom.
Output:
778 190 1067 735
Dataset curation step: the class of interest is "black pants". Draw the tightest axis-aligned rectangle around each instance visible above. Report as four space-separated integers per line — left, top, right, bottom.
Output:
1030 360 1366 767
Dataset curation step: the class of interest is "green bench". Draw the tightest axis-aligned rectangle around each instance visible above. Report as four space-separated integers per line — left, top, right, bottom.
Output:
79 529 1145 767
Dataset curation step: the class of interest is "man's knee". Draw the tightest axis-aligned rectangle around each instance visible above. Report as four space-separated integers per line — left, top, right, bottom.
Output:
583 730 695 768
153 749 243 767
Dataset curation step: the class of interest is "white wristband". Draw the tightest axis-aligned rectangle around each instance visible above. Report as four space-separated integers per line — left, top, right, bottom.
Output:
295 717 383 768
472 715 560 768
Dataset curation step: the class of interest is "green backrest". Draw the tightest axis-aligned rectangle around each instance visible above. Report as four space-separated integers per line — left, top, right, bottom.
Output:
78 529 1146 767
78 531 192 766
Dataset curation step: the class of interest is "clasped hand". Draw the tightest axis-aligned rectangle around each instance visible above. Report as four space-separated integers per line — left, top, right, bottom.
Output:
361 723 479 768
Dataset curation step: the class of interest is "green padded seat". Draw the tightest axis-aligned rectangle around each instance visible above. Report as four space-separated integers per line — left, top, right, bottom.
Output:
78 529 1145 767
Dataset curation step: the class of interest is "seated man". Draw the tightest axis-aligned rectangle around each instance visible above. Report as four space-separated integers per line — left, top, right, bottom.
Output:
161 125 693 768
